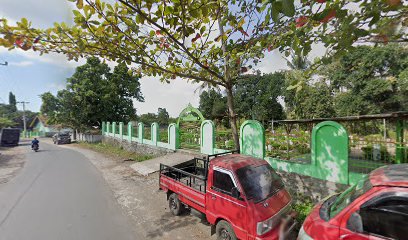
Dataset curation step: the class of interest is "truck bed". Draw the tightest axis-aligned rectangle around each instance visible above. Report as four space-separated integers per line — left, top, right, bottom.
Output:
160 158 208 192
159 151 239 213
159 158 209 213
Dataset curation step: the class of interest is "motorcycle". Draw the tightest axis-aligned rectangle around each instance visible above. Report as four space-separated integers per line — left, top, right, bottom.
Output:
32 143 39 152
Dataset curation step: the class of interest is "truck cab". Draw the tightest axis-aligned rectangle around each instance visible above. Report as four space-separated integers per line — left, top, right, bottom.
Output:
160 152 295 240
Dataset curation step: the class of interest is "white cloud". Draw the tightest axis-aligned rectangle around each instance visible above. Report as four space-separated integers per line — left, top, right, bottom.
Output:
8 60 33 67
134 76 201 117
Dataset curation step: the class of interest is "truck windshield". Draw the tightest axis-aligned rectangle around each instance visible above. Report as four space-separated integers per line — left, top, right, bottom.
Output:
236 164 283 203
329 176 372 218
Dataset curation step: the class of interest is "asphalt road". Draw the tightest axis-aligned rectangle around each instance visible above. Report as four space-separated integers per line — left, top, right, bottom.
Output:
0 140 138 240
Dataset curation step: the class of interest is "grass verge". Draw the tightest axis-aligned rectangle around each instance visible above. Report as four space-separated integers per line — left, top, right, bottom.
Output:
77 142 153 162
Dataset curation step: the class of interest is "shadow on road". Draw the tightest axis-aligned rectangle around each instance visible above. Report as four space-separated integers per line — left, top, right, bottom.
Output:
146 211 204 238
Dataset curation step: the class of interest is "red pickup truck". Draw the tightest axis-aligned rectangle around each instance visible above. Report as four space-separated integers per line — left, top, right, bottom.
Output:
159 151 296 240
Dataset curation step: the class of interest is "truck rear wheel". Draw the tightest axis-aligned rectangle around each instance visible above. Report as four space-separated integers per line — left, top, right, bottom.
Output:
168 193 184 216
216 220 237 240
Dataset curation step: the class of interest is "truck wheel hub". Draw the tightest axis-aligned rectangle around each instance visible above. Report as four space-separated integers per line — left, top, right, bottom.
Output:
170 199 177 209
220 229 231 240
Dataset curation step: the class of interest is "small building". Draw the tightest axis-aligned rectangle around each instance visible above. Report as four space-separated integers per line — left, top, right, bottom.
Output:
30 115 71 137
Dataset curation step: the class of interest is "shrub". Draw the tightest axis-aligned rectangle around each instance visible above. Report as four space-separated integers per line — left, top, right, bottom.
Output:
292 199 314 224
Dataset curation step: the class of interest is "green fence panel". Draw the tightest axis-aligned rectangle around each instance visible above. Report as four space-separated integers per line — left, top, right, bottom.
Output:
112 122 117 137
106 122 110 134
151 122 159 146
138 122 144 143
396 119 406 163
168 123 178 150
312 121 349 184
128 122 133 142
102 122 106 135
201 120 215 155
119 122 124 140
240 120 265 159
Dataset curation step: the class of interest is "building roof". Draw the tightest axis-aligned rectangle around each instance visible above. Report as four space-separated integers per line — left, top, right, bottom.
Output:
369 164 408 187
271 111 408 124
29 115 61 129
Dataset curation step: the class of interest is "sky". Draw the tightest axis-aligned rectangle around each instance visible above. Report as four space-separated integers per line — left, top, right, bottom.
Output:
0 0 323 117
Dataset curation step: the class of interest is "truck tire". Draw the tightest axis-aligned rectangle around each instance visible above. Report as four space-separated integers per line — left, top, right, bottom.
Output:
216 220 237 240
168 193 184 216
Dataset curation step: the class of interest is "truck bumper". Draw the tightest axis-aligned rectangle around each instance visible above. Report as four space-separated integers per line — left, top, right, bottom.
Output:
253 215 297 240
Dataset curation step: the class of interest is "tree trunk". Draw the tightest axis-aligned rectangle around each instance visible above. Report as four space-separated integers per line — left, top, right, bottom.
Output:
226 85 240 151
217 6 240 151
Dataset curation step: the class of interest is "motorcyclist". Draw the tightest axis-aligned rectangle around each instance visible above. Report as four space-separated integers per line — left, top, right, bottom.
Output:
31 138 39 149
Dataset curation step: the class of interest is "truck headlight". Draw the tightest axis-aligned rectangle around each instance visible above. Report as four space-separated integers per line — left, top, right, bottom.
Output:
297 226 313 240
257 218 274 236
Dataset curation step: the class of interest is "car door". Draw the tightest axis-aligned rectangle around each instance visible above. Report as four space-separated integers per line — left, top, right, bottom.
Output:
340 190 408 240
206 167 248 239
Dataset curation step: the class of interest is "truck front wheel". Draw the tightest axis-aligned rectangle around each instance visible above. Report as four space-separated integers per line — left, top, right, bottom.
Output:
216 220 237 240
168 193 184 216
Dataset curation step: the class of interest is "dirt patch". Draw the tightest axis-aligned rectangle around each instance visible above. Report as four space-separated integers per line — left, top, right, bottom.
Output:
61 143 213 240
0 141 28 185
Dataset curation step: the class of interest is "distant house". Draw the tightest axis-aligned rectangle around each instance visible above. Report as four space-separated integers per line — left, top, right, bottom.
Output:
30 115 71 137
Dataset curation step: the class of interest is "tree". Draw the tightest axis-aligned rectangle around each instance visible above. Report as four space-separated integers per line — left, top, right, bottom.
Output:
157 108 170 126
39 92 60 123
234 72 285 123
138 113 157 126
39 57 144 130
1 0 405 148
284 70 335 119
8 92 17 112
323 44 408 116
0 117 16 129
199 89 227 121
284 51 310 70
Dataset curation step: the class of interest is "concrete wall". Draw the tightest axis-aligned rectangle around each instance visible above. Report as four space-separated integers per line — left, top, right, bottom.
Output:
77 133 103 143
103 135 173 156
277 170 348 203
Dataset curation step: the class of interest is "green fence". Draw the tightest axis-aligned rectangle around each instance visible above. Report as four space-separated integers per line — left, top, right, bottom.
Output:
179 122 200 150
215 129 236 150
103 113 407 186
265 127 311 164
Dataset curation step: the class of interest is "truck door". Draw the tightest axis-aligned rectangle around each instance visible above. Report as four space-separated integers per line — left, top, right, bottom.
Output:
206 167 248 239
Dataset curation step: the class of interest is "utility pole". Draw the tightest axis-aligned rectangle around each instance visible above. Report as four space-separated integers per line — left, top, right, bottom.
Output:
17 101 30 137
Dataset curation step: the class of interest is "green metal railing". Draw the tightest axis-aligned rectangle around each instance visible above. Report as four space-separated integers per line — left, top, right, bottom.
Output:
159 128 168 143
215 129 236 150
265 127 312 164
144 127 151 140
179 121 200 150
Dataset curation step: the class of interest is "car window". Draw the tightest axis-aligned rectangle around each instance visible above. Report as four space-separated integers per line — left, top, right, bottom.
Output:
359 193 408 239
213 170 235 195
330 176 372 218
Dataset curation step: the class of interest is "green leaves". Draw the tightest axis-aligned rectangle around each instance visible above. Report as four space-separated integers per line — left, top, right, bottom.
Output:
282 0 295 17
76 0 83 9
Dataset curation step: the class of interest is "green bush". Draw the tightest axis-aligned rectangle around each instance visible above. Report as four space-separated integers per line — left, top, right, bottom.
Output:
292 199 314 224
361 144 394 163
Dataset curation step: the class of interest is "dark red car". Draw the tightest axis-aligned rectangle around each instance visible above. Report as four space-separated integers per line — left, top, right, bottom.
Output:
298 164 408 240
159 151 296 240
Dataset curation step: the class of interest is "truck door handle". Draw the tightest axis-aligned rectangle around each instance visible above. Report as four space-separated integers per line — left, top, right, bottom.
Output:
211 194 216 200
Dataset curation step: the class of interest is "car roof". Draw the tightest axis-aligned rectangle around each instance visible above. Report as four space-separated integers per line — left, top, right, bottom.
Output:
210 154 266 171
370 164 408 187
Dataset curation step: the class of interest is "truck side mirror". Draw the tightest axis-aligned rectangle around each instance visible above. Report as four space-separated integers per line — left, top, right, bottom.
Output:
347 212 363 233
231 187 240 199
